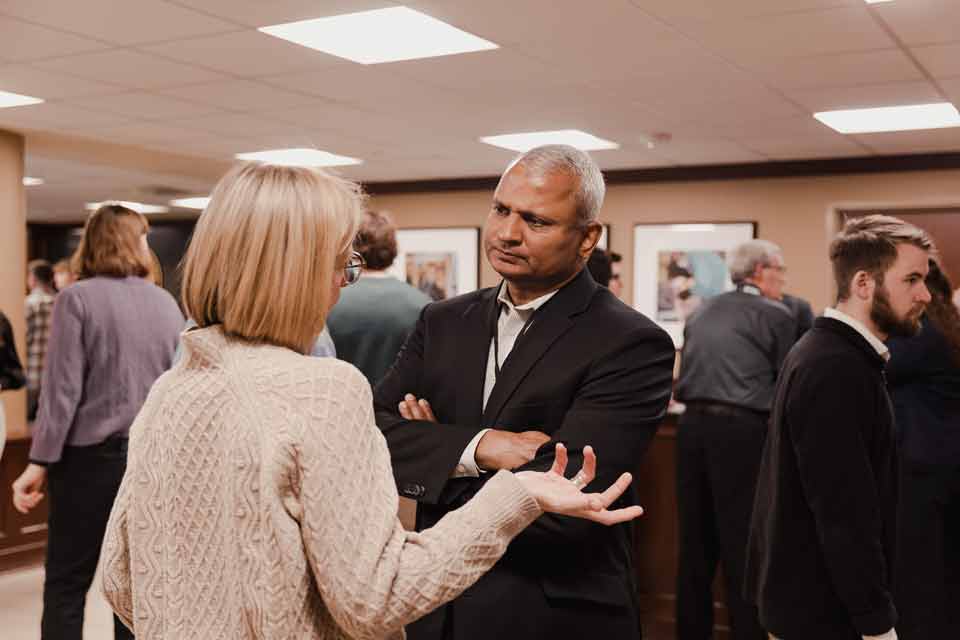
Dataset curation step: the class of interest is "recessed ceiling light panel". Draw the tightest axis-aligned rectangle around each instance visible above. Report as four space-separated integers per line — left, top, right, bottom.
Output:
864 0 895 5
170 197 211 210
85 201 170 214
480 129 620 152
235 148 362 167
259 6 498 64
814 102 960 134
22 177 44 186
0 90 44 109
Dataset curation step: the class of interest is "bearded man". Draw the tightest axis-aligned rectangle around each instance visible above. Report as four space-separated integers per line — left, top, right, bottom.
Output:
745 214 934 640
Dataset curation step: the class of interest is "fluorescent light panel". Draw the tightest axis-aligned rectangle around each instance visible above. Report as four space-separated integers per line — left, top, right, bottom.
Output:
0 90 43 109
259 6 497 64
22 177 44 186
480 129 619 152
236 148 362 167
85 201 170 214
170 196 210 210
864 0 895 4
814 102 960 134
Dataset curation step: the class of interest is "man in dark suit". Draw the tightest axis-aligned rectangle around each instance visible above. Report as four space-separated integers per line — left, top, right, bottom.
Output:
374 144 676 640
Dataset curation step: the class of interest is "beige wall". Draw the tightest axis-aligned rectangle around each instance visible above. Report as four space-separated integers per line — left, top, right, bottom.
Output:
0 130 27 441
371 167 960 313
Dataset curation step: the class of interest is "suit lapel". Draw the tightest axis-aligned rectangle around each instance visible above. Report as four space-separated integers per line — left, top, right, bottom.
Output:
454 287 498 427
481 269 597 427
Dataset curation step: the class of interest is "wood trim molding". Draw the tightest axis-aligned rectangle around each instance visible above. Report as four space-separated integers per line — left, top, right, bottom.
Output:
364 151 960 196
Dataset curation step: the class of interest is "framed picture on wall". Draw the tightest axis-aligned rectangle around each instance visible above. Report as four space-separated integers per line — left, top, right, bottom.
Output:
633 222 757 347
597 224 610 250
388 227 481 302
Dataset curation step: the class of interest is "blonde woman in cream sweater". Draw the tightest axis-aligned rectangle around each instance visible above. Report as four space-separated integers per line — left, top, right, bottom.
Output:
94 162 643 640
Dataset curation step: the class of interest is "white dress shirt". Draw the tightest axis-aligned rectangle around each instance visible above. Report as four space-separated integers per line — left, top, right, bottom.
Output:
452 285 559 478
823 307 890 361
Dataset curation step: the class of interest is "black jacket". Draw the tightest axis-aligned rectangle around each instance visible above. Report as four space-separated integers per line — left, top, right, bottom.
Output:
374 268 675 640
0 311 25 391
745 317 898 638
887 318 960 466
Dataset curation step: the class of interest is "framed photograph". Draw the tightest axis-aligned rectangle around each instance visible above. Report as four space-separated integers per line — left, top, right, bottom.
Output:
633 222 757 347
388 227 481 301
597 224 611 251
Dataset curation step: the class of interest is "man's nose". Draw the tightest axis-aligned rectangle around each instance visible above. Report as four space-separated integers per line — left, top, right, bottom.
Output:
498 212 522 243
918 282 932 304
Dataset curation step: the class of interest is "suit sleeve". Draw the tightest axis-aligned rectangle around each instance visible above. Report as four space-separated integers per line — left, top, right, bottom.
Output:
374 307 486 504
509 325 675 544
787 360 896 635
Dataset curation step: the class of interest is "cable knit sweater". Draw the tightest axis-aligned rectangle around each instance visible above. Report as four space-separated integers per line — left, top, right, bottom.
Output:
100 326 542 639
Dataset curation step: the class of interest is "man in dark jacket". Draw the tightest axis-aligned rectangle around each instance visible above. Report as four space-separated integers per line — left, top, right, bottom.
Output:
745 215 934 640
674 239 796 640
374 145 675 640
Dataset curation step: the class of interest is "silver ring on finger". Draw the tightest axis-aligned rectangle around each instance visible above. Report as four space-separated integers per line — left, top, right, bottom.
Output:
572 472 587 489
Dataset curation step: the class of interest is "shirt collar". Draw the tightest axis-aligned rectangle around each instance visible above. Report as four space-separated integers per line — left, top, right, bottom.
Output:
824 307 890 361
738 283 762 296
497 283 559 315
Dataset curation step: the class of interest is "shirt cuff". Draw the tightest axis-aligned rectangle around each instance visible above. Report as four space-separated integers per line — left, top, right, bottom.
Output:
452 428 491 478
863 630 897 640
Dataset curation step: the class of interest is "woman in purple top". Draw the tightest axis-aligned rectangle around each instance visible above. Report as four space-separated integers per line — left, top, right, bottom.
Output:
12 204 183 640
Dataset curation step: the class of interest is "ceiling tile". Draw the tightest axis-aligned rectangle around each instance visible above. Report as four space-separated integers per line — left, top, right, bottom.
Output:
736 132 868 159
852 126 960 154
0 0 239 46
940 77 960 102
67 92 227 120
786 81 944 111
33 50 227 90
648 139 768 165
139 30 346 78
159 79 319 111
749 49 924 90
0 16 111 62
0 64 124 99
162 0 405 28
0 102 130 133
871 0 960 46
677 7 896 65
911 42 960 80
630 0 860 24
170 112 321 138
85 121 221 145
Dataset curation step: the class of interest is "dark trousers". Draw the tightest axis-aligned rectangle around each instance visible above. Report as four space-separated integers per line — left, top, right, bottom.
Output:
42 439 134 640
676 404 768 640
895 461 960 640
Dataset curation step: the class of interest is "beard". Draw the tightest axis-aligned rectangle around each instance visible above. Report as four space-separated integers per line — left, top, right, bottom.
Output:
870 284 923 338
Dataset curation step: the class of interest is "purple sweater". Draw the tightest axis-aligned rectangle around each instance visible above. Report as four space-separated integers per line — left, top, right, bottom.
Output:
30 276 183 464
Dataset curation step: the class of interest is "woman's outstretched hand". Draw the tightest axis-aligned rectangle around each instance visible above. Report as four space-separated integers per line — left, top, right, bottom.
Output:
515 443 643 525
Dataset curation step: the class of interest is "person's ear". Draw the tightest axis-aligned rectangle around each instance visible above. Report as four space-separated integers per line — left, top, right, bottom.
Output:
579 222 603 259
851 270 876 301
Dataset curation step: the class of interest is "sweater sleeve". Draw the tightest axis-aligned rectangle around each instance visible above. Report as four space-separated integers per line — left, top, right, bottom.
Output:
787 359 896 635
297 364 542 640
29 290 86 463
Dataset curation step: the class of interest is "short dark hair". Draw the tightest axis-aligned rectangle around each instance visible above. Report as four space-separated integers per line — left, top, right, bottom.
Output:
354 210 397 271
830 214 933 301
28 259 54 286
587 248 612 287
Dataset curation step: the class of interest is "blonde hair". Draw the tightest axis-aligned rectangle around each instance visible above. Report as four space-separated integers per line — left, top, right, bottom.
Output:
73 204 151 280
181 162 363 353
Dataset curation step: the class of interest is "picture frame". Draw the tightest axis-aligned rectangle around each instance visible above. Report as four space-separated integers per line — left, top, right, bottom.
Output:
633 221 757 347
388 227 481 302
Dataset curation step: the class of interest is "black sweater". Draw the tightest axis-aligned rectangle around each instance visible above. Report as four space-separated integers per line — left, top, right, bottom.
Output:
745 317 898 638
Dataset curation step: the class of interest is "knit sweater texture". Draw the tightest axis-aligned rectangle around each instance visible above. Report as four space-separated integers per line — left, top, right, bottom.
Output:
100 326 542 639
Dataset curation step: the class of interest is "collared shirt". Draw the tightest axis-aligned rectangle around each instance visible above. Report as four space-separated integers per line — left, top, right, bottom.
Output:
453 284 559 478
24 287 56 391
824 307 890 361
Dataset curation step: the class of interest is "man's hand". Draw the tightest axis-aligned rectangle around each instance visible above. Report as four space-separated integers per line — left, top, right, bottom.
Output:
12 463 47 514
398 393 437 422
476 429 551 471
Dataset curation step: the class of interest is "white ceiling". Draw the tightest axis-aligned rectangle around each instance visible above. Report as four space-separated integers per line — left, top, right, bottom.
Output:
0 0 956 221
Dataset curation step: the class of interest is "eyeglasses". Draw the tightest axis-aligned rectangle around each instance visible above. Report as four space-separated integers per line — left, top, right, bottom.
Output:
342 251 364 287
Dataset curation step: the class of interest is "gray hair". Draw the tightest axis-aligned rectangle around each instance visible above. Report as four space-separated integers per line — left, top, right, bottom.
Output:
728 239 783 284
506 144 605 226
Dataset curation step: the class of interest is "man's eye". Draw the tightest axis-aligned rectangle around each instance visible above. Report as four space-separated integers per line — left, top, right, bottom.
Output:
527 218 546 228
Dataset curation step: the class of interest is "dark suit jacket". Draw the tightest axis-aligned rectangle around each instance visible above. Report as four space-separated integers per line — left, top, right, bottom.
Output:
374 269 675 640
